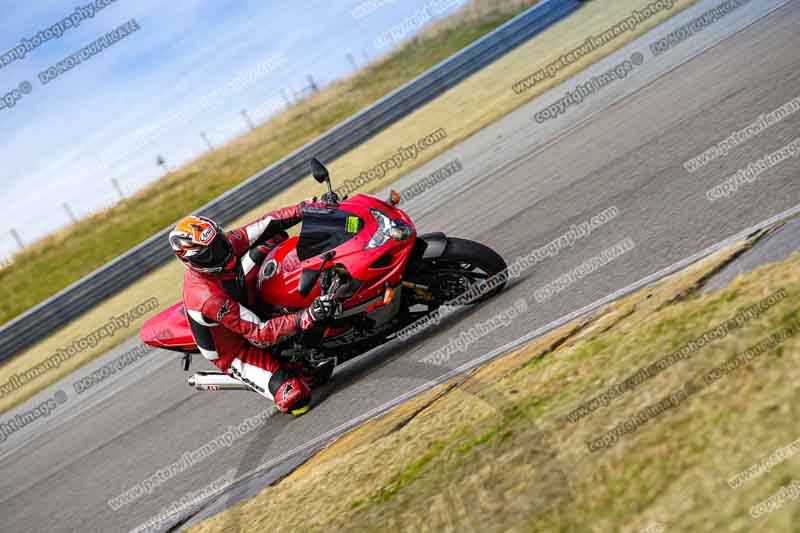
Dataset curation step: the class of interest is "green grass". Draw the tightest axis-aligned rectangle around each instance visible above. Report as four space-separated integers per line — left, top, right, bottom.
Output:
351 440 447 509
0 2 540 327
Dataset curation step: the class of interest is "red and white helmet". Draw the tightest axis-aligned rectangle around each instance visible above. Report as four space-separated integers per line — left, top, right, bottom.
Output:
169 215 235 273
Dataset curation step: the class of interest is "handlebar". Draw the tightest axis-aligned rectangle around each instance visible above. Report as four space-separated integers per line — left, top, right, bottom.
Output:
319 263 360 317
320 191 341 205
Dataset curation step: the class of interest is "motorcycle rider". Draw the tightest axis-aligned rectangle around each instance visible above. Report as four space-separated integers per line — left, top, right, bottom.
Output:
169 201 335 416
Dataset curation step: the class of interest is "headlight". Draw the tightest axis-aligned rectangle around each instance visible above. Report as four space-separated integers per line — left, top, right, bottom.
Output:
390 220 413 241
366 209 413 249
366 209 392 249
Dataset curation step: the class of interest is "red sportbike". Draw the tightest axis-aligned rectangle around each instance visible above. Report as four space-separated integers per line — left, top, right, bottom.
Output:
141 159 507 392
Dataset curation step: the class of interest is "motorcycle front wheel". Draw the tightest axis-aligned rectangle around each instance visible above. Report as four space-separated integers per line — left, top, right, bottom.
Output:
408 237 508 306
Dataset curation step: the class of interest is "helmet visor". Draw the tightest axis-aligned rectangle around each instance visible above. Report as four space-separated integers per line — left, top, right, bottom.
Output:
190 233 233 271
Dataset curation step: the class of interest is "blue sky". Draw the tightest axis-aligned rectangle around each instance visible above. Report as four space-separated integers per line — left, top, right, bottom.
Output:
0 0 469 260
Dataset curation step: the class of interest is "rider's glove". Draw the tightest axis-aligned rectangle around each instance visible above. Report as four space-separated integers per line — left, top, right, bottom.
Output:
297 294 336 330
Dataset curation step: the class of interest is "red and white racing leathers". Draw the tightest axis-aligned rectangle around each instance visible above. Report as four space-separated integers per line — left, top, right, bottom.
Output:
182 202 322 411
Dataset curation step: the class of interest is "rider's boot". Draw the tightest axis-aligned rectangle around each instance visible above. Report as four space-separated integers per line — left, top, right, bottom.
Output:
229 351 312 416
269 368 312 416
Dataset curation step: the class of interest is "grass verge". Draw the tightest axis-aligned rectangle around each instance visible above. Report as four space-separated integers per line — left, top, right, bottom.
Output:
0 0 699 414
187 231 800 533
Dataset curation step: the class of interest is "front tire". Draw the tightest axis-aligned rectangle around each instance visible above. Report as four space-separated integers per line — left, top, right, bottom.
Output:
410 237 508 306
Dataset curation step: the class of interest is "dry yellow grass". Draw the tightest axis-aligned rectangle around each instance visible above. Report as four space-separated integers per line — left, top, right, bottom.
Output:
0 0 699 414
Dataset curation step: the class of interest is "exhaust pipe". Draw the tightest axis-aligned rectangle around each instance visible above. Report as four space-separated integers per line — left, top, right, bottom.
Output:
188 371 253 392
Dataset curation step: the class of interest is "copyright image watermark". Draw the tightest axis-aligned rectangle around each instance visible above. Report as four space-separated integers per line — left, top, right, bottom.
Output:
350 0 398 20
0 18 140 114
729 435 800 489
701 323 799 387
421 299 528 366
38 19 140 85
398 159 462 203
108 408 274 511
586 322 799 452
534 53 644 124
73 339 167 395
335 128 448 197
130 469 237 533
0 81 33 112
534 237 637 303
512 0 677 95
564 289 787 424
683 95 800 174
0 390 68 444
0 0 120 70
649 0 752 57
586 381 699 453
706 137 800 201
0 297 159 400
374 0 467 50
750 479 800 519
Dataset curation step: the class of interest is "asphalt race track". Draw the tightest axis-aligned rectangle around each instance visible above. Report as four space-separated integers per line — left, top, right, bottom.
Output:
1 0 799 531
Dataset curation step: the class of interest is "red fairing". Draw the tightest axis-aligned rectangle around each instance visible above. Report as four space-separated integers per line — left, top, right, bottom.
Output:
255 237 308 309
257 194 416 311
140 302 194 351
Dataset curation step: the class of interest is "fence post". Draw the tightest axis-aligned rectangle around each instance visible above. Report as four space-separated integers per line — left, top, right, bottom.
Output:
156 154 170 175
241 109 256 131
10 228 24 251
200 132 214 151
307 74 319 93
63 202 78 224
111 178 125 201
347 53 358 72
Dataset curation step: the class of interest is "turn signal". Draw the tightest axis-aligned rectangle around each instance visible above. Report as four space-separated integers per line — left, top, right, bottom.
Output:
383 285 395 305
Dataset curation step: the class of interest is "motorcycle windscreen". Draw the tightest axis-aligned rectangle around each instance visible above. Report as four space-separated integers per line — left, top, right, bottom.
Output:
296 208 364 261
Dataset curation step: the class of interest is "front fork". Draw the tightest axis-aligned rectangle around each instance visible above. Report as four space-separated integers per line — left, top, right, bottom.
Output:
401 281 435 303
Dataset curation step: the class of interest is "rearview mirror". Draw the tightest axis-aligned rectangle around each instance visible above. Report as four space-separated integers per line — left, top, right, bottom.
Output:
298 268 321 297
310 158 329 184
